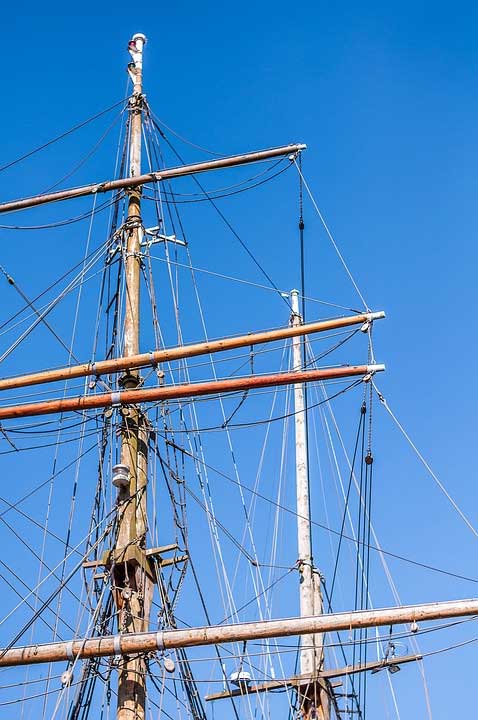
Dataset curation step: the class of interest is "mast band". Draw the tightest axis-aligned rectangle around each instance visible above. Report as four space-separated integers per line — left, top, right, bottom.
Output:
66 641 75 661
111 392 121 407
114 634 122 656
156 631 164 650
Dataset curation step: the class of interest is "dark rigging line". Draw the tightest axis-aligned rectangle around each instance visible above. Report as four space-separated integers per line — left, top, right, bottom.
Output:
0 239 109 333
151 115 226 157
164 439 478 585
0 427 100 456
152 378 362 432
145 155 286 198
143 161 292 204
0 99 127 175
146 105 293 310
0 264 83 364
327 403 365 604
0 443 97 537
41 110 124 194
0 519 115 660
0 196 119 230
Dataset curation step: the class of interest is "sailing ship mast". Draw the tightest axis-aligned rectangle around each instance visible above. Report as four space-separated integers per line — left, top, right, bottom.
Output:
113 32 151 719
1 32 478 720
291 288 329 720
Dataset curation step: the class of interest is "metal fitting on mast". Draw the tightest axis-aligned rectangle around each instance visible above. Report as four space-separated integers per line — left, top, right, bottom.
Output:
128 33 147 68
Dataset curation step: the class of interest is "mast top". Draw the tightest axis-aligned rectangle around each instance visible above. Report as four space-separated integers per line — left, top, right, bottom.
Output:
129 32 147 49
128 33 147 78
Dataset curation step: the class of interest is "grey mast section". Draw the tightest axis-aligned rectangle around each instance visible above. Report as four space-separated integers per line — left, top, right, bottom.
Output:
0 144 307 214
291 289 318 678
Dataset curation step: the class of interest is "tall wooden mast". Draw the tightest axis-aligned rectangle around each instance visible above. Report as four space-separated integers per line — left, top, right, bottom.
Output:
291 289 329 720
114 33 152 720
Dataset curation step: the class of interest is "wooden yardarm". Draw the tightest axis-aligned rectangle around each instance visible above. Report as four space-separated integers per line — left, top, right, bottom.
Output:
0 311 385 392
0 598 477 668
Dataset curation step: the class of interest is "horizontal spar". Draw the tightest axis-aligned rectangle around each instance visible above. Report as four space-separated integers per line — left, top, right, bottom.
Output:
0 311 385 392
0 365 384 421
1 597 476 668
204 654 423 700
0 144 306 214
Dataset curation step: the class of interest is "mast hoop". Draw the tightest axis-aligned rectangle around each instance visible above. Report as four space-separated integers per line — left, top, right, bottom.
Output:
111 392 121 407
113 635 122 657
156 631 164 650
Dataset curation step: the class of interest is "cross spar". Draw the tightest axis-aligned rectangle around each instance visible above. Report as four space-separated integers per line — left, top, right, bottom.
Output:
0 598 477 668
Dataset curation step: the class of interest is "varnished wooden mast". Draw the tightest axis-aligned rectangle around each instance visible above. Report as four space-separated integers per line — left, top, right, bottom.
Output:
115 33 150 720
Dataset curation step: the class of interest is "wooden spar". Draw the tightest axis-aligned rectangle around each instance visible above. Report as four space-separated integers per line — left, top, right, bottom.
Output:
0 598 477 669
0 365 385 421
0 144 306 215
204 654 423 701
0 311 385 392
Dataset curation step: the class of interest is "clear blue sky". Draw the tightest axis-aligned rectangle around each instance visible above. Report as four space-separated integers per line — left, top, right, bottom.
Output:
0 2 477 718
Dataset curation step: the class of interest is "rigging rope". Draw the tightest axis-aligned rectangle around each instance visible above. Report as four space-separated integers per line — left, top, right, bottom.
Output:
143 113 296 718
0 196 119 230
165 439 478 583
0 99 127 175
42 109 124 194
313 370 431 719
0 238 108 364
373 382 478 539
293 158 370 311
146 104 293 310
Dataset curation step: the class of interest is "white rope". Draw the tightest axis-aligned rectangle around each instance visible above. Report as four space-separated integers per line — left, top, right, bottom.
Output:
230 341 293 694
373 381 478 539
293 158 370 311
0 514 113 628
0 241 108 361
148 254 357 312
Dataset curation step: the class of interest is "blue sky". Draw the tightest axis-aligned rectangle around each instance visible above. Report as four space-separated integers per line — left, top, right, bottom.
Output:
0 2 477 718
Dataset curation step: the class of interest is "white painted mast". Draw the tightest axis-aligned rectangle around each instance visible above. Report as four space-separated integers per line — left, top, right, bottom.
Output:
290 289 329 719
